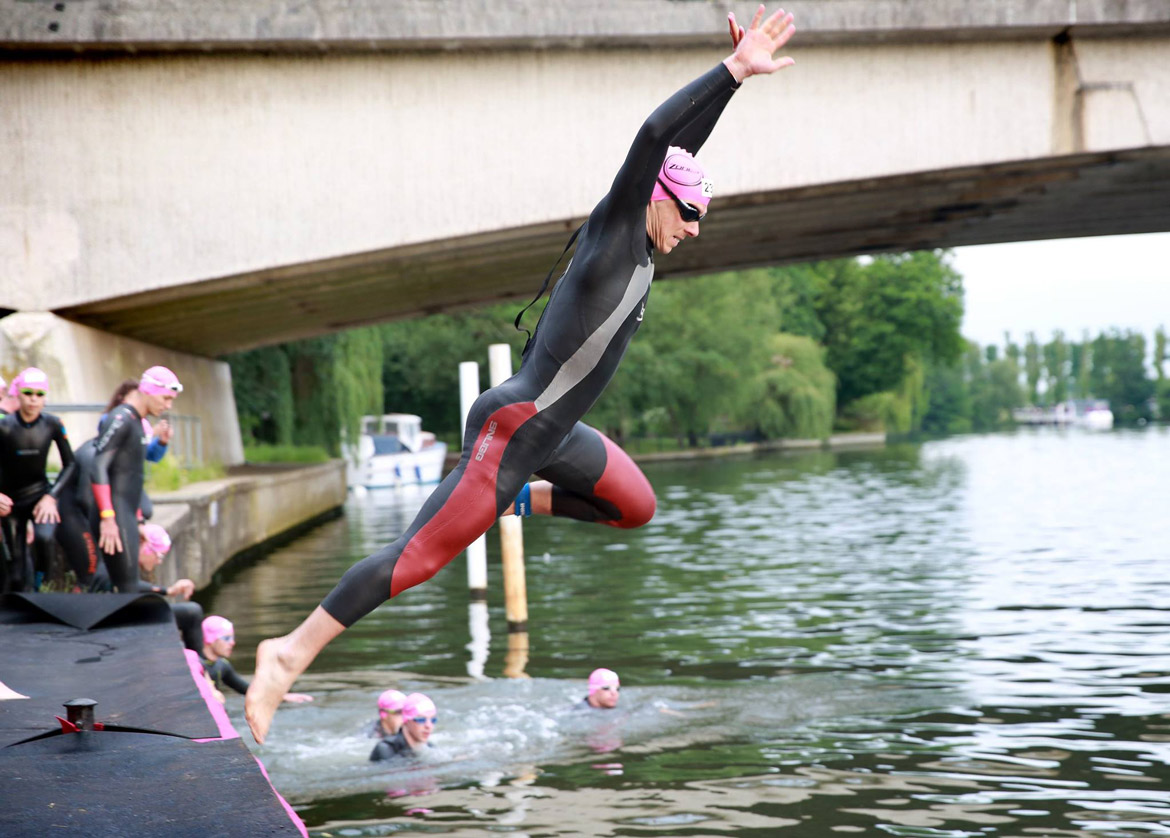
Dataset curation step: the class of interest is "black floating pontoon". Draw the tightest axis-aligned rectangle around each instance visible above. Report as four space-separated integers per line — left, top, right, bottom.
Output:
0 593 305 837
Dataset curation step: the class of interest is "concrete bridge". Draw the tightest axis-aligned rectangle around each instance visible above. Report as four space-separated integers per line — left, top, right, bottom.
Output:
3 0 1169 463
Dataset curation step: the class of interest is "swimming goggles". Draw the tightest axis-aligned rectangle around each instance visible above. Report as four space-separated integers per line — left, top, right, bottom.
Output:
409 716 438 724
142 372 184 393
19 389 46 397
656 178 706 222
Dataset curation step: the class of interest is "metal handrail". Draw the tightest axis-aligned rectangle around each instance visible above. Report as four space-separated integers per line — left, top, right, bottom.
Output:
45 403 204 468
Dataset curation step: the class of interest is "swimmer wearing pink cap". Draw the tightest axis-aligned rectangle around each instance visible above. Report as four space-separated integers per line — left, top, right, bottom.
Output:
92 365 182 587
585 668 621 710
0 366 74 591
136 523 192 597
201 615 313 707
370 688 407 738
371 691 436 761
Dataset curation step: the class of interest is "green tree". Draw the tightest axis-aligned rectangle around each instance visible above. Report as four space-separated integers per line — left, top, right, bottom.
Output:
598 271 778 445
921 354 972 435
742 333 836 439
225 345 294 445
1155 326 1170 421
813 252 964 408
1023 331 1042 405
1077 330 1093 401
1043 330 1069 404
379 303 525 438
1090 329 1154 423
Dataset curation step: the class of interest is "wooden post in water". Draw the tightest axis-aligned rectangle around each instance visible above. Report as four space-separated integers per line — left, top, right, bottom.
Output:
459 361 489 602
489 343 530 677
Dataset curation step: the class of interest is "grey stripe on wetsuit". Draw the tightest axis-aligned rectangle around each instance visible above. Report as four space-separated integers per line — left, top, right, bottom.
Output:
534 261 654 412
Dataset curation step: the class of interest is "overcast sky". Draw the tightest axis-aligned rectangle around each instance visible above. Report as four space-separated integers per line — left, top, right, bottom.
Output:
951 231 1170 352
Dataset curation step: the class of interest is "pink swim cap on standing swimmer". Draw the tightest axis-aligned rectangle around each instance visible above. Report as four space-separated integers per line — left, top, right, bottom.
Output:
402 693 436 720
139 365 183 396
650 147 713 208
140 523 172 557
378 689 407 713
10 367 49 396
588 668 620 695
202 615 234 645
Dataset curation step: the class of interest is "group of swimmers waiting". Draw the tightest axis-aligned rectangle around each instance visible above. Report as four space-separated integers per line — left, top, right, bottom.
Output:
0 364 289 708
0 364 183 596
367 668 620 763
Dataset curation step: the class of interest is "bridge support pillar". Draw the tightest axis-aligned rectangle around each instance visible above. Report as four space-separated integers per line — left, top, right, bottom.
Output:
0 312 244 467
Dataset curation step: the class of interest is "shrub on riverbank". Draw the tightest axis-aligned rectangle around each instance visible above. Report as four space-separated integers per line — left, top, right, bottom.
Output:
243 444 331 464
145 457 225 493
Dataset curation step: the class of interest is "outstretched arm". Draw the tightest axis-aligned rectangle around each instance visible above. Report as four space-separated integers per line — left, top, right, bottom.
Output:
604 5 796 214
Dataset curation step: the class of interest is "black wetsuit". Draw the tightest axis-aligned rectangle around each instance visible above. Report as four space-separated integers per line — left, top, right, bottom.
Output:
90 404 148 592
53 439 105 589
321 63 739 627
370 729 428 762
0 411 75 592
203 656 250 696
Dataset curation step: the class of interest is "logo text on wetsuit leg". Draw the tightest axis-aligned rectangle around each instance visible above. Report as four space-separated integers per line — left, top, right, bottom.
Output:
475 421 498 462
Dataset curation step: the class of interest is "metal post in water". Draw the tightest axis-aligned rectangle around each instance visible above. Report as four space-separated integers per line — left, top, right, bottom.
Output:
459 361 489 601
489 344 529 676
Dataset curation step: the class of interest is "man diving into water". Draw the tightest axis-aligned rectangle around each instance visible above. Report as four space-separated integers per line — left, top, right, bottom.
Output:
247 5 798 744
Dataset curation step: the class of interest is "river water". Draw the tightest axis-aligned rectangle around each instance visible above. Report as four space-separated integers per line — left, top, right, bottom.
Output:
202 427 1170 837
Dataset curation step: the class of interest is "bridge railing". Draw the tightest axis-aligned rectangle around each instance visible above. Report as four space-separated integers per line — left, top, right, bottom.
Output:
48 403 205 468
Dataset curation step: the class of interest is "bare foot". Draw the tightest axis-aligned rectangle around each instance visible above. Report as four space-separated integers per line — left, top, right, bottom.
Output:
245 606 344 743
245 637 301 744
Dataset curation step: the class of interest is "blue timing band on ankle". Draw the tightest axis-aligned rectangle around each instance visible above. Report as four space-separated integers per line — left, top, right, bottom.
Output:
514 483 532 517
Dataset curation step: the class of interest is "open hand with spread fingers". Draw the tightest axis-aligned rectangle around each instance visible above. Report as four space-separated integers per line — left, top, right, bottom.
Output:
724 5 796 82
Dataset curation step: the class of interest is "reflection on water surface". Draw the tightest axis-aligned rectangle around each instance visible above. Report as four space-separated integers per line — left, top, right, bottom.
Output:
204 427 1170 836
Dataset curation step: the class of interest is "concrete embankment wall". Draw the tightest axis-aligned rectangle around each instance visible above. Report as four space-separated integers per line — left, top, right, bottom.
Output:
144 461 348 591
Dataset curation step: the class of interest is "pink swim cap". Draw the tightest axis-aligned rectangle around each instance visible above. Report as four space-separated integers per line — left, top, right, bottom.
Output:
378 689 407 713
139 366 183 396
140 523 172 557
588 668 620 695
402 692 436 719
10 367 49 396
650 147 712 208
202 615 234 645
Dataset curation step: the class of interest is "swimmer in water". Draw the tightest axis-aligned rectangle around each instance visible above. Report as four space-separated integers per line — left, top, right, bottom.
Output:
581 668 621 710
369 688 407 739
370 692 436 762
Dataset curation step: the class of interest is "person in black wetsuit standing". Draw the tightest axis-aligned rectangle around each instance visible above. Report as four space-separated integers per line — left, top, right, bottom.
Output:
246 6 798 744
0 368 75 592
89 366 182 592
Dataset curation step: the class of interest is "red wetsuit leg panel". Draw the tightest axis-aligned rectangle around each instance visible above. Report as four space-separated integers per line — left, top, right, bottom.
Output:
389 402 537 596
593 431 657 529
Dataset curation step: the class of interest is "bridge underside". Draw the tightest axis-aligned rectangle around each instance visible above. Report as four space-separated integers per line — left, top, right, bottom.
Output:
58 146 1170 357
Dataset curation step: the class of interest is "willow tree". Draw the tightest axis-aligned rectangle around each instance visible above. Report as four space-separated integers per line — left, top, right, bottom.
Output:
745 333 835 440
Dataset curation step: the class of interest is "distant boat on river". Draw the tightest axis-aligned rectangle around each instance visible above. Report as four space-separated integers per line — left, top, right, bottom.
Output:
347 413 448 488
1012 399 1114 430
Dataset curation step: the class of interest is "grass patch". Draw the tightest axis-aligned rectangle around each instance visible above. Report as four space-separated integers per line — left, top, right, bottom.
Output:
145 457 226 493
243 444 332 464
